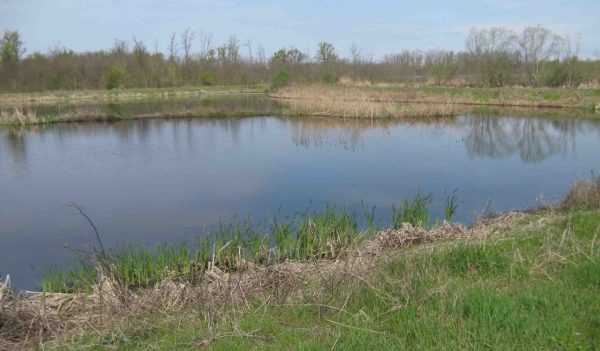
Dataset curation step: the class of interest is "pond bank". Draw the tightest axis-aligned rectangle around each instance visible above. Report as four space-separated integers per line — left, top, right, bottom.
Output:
1 179 599 350
1 85 599 125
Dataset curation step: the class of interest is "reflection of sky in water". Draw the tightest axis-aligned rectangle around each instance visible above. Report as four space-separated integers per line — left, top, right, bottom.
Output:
1 115 600 290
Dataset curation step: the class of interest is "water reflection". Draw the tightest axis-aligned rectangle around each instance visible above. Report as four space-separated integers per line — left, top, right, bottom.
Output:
2 113 600 290
459 115 590 162
3 114 598 163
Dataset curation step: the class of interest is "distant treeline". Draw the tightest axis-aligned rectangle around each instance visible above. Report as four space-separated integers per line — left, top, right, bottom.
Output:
1 26 599 92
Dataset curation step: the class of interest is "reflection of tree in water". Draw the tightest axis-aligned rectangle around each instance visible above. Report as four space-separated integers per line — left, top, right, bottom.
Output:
462 117 514 159
288 117 456 151
460 115 594 162
290 118 367 151
1 127 28 174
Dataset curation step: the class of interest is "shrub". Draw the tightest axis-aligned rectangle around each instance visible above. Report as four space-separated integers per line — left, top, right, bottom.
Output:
199 70 216 86
271 70 291 89
104 66 124 90
322 72 337 84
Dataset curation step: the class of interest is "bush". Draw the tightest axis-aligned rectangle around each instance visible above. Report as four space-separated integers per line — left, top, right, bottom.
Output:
104 66 124 90
322 72 337 84
47 74 63 90
199 70 215 86
271 70 291 89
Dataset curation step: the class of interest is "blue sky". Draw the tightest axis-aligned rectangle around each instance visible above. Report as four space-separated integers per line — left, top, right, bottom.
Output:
1 0 599 58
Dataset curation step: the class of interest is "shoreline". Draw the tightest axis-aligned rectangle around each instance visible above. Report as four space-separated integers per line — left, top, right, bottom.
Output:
1 178 598 349
0 85 598 126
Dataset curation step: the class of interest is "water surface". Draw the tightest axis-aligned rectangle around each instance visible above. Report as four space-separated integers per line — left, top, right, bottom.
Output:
1 114 599 290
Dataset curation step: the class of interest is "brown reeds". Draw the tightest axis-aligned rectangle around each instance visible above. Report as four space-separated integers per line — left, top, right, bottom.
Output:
272 86 459 118
271 85 598 117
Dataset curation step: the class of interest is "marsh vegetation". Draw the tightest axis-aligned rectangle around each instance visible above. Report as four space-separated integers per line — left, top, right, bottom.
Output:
1 180 599 350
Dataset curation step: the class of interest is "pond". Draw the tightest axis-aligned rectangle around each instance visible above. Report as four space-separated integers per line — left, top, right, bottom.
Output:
1 113 599 290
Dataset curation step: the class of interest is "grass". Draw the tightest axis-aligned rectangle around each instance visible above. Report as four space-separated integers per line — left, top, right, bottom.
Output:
42 208 600 350
272 85 460 118
40 194 447 293
0 85 269 105
0 95 283 126
3 182 599 350
271 85 600 118
2 84 598 125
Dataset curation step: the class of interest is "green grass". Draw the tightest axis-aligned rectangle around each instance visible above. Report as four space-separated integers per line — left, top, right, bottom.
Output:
48 209 600 350
40 194 442 293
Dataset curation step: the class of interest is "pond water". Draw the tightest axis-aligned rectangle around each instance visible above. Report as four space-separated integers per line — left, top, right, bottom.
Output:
1 114 600 290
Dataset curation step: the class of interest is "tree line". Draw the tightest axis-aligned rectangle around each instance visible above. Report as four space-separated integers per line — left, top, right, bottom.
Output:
0 26 598 92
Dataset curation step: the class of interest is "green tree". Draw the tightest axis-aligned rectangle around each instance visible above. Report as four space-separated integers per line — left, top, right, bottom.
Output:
316 42 337 63
271 70 291 89
105 66 124 90
0 30 24 64
269 49 288 66
0 30 25 90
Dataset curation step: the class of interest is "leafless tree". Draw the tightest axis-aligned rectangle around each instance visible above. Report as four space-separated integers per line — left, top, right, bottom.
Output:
257 44 266 66
227 35 240 64
350 43 362 77
168 32 179 62
198 31 213 61
244 39 253 63
518 26 562 85
180 28 195 63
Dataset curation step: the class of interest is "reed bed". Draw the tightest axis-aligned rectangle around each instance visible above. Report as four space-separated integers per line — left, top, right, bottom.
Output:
39 196 450 293
272 86 459 118
271 85 600 111
0 107 40 125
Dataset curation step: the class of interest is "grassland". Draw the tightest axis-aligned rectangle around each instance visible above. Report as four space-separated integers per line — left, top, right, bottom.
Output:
1 84 599 125
273 84 600 109
1 179 599 350
0 85 269 105
271 84 600 118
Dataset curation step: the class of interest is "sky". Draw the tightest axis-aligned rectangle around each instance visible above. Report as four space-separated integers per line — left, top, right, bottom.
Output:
1 0 599 59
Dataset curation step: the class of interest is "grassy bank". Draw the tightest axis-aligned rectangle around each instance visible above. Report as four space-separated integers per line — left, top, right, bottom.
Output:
0 85 268 105
1 179 599 350
0 95 282 126
2 84 599 125
271 85 600 118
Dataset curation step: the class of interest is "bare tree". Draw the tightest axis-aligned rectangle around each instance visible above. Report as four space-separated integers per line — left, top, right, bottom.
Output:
257 43 266 66
518 26 562 85
198 31 213 61
180 28 195 63
132 37 148 87
350 43 362 76
168 32 179 62
111 39 128 56
466 27 517 86
227 35 240 64
244 38 253 63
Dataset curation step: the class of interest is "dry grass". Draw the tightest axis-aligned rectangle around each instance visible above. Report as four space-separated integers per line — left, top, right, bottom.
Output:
271 85 600 116
0 218 523 350
0 86 267 106
559 177 600 210
0 107 39 125
271 86 459 118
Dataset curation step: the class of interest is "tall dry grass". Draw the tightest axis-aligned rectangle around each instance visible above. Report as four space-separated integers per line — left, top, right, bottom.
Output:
271 85 596 117
272 86 459 118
